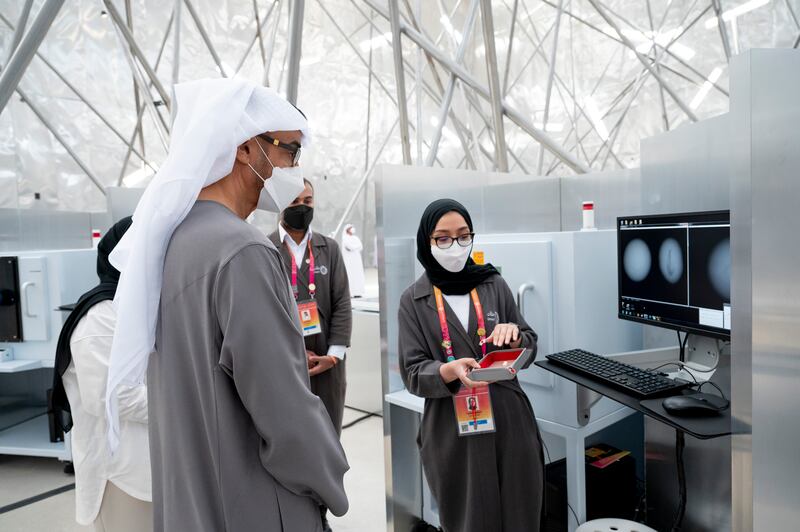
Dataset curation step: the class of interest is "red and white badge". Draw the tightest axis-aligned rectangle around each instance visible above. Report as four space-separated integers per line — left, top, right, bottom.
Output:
297 300 322 337
453 385 495 436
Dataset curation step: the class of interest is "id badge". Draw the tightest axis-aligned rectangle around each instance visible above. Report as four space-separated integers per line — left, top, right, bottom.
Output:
297 300 322 337
453 385 495 436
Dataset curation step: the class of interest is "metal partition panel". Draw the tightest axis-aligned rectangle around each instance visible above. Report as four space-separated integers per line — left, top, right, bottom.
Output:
637 75 736 532
640 114 732 216
0 208 92 251
379 166 486 240
729 51 753 532
482 175 561 234
744 49 800 532
382 237 416 395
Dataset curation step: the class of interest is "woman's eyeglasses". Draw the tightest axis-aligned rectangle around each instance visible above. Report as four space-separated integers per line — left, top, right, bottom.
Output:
432 233 474 249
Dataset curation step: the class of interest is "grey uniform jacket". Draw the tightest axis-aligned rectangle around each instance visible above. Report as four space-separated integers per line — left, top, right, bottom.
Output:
149 201 349 532
398 273 544 532
268 230 352 433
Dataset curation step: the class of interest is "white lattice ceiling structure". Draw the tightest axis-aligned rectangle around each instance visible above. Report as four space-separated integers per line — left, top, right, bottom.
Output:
0 0 797 236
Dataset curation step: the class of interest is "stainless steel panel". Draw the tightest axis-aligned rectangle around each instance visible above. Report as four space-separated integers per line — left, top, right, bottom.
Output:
0 208 92 251
645 422 732 532
747 49 800 532
559 168 641 231
729 51 753 532
379 165 487 239
387 403 423 532
637 71 738 532
382 237 416 395
378 165 562 239
644 356 732 532
482 174 561 233
640 114 731 215
346 310 383 414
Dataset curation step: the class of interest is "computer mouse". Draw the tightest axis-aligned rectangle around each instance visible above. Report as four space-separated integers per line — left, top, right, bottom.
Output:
662 392 730 416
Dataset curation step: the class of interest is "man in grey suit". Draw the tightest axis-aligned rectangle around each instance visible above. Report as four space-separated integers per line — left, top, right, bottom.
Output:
105 79 349 532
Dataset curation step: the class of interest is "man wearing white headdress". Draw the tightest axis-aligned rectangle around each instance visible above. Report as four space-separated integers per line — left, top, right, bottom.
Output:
342 224 365 297
105 78 349 531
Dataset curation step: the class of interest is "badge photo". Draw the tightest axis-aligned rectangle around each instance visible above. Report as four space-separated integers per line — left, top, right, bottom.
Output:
466 395 479 412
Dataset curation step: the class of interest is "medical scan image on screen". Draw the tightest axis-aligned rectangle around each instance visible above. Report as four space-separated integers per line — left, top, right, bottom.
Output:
620 227 689 306
617 211 731 338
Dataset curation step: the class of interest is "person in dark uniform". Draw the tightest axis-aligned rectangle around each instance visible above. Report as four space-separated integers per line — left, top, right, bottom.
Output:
269 178 352 532
398 198 545 532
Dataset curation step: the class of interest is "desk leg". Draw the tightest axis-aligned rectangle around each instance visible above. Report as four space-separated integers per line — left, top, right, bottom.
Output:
566 431 587 532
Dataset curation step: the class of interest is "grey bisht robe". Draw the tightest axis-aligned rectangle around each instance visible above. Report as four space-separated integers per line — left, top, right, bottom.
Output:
398 273 545 532
149 201 349 532
268 231 352 434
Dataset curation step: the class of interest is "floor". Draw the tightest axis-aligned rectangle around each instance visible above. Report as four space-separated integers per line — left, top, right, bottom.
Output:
0 407 386 532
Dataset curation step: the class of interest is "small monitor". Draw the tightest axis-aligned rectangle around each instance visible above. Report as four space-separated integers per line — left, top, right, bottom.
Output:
0 256 23 342
617 211 730 339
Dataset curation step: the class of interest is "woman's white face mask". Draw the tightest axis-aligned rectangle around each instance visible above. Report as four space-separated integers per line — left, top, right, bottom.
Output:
431 243 472 273
248 138 304 213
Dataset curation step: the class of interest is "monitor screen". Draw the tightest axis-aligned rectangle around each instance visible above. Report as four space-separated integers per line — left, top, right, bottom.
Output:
0 256 22 342
617 211 730 339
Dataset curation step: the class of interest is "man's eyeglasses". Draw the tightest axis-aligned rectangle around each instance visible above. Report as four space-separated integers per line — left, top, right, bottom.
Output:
258 134 302 166
432 233 474 249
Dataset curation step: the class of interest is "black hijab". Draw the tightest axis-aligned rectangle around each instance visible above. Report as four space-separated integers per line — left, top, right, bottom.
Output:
50 217 133 432
416 199 499 295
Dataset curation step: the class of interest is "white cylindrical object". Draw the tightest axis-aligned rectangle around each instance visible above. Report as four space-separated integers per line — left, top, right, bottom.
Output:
582 201 596 230
92 229 102 249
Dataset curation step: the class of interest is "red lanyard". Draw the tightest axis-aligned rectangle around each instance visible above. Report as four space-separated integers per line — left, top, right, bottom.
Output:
287 238 315 300
432 286 487 362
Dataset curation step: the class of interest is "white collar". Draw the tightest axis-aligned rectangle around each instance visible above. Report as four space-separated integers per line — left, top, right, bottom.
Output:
278 224 312 248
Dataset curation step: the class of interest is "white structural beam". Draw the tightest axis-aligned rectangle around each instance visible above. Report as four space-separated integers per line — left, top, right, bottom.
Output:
286 0 305 103
0 0 65 115
479 0 509 171
388 0 413 164
364 0 589 173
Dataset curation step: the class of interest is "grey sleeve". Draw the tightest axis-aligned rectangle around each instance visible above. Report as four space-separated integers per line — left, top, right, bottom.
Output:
215 244 350 516
398 293 460 398
327 240 352 347
498 276 539 368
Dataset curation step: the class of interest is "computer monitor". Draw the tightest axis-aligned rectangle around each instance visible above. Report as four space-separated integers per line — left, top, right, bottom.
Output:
0 256 22 342
617 210 730 340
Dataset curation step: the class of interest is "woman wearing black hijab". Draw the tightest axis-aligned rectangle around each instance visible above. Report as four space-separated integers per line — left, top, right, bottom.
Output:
397 199 545 532
52 216 133 425
52 217 153 531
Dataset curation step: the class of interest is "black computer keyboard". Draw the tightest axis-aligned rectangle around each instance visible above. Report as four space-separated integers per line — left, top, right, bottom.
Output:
546 349 690 398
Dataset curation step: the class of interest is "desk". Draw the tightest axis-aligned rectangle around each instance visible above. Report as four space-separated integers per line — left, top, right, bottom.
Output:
535 360 731 440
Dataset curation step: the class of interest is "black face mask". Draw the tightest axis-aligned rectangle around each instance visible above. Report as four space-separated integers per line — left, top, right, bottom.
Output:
283 204 314 231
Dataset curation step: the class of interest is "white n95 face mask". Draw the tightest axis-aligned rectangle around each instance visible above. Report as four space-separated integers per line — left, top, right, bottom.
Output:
431 243 472 273
249 139 304 213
